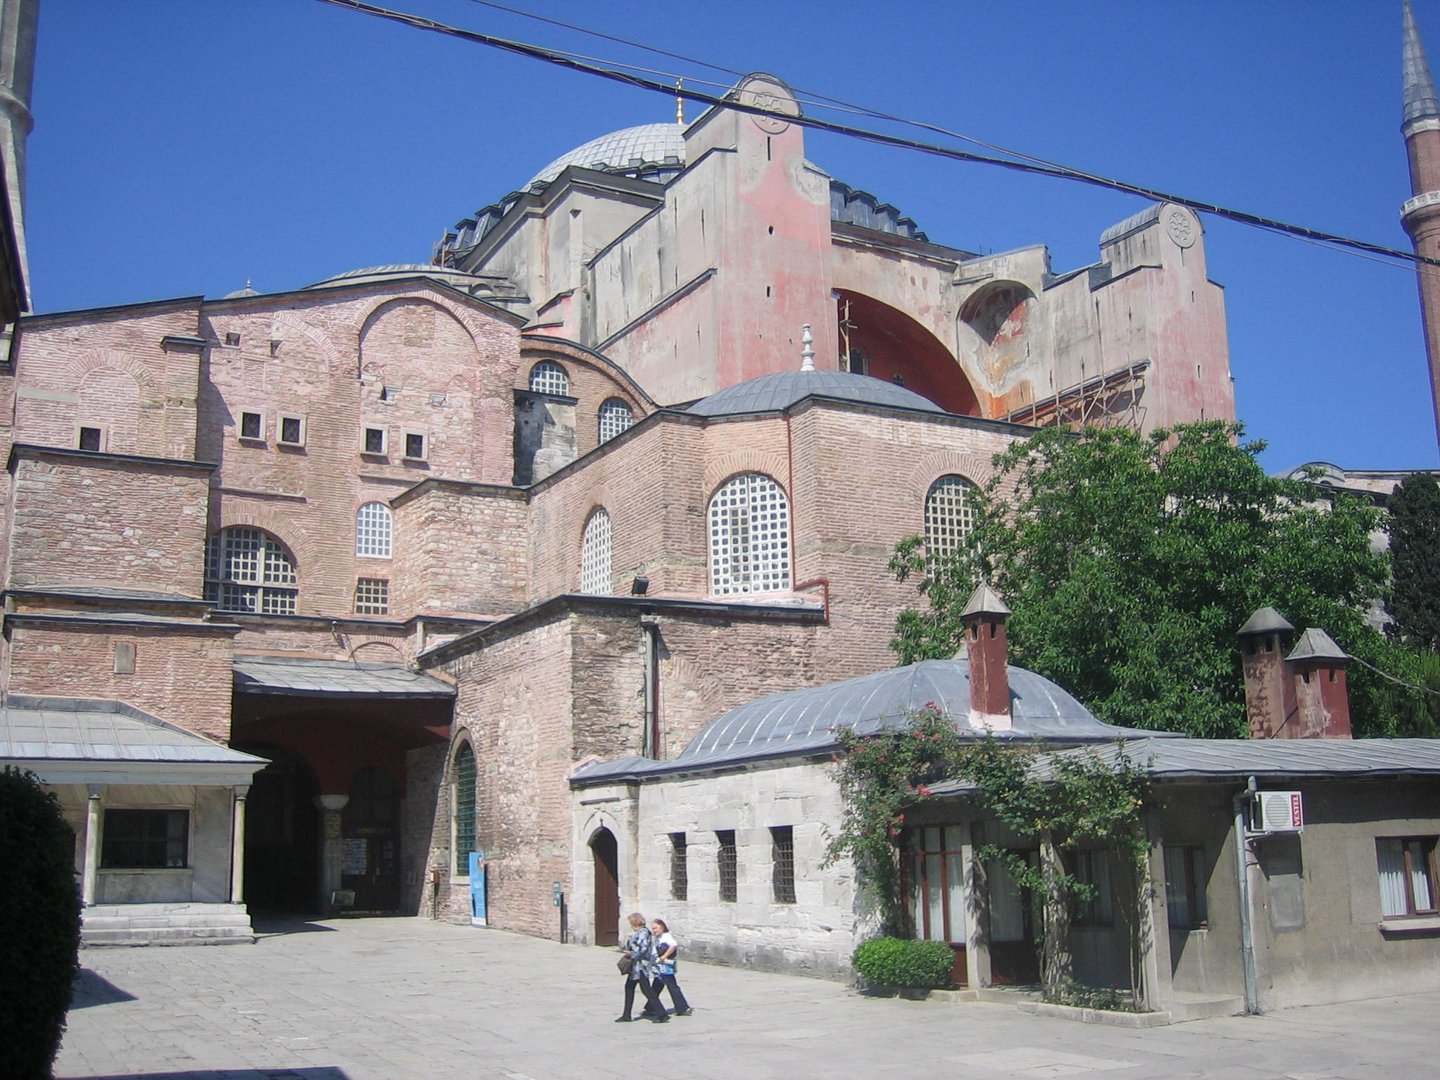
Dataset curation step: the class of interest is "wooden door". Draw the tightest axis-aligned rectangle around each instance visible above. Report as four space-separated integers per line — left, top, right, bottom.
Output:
591 828 620 946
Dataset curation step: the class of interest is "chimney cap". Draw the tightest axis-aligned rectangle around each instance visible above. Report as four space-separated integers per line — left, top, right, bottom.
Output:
1286 627 1350 664
1237 606 1294 637
961 583 1011 620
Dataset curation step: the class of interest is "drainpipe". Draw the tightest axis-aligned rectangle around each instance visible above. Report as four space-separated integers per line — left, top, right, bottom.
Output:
640 614 661 758
1233 776 1260 1014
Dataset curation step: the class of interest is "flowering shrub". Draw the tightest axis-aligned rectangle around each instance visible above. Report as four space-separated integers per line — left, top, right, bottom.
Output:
852 936 956 990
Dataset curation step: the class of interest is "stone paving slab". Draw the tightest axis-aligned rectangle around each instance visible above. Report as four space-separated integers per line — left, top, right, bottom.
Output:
54 916 1438 1080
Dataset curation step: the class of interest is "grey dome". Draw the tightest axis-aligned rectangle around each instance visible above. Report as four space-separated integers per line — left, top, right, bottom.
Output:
305 264 495 290
527 123 686 189
573 658 1161 784
689 369 945 417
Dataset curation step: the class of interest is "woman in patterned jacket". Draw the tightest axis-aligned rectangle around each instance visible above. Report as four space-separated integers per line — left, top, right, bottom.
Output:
616 913 669 1023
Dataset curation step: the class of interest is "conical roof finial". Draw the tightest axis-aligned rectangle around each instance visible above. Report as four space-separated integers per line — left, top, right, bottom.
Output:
1405 0 1440 126
800 324 815 371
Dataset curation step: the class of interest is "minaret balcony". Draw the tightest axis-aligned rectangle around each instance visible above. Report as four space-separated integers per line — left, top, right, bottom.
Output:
1401 189 1440 221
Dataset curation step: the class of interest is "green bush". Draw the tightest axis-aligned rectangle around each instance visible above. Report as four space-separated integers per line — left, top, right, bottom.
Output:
0 768 81 1079
852 936 956 989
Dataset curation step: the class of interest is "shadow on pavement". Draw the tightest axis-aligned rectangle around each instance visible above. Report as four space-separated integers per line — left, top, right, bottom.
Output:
250 916 340 938
61 1070 351 1080
69 968 137 1009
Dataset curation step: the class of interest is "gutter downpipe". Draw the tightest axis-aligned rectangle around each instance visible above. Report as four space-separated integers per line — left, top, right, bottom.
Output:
1233 775 1260 1014
641 614 661 758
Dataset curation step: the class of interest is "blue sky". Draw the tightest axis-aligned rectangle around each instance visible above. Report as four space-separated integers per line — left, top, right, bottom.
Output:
23 0 1440 471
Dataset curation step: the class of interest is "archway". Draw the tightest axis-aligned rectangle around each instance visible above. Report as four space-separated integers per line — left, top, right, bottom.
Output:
238 743 320 914
834 289 979 415
590 827 620 946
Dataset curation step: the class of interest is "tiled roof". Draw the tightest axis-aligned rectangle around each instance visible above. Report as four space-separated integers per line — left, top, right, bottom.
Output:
233 656 455 699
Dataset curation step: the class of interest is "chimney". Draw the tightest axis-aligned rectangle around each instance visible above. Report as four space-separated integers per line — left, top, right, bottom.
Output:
1285 629 1353 739
1237 607 1296 739
961 584 1012 730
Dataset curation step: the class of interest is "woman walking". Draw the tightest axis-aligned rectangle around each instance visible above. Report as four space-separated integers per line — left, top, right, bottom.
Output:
651 918 693 1016
617 913 669 1023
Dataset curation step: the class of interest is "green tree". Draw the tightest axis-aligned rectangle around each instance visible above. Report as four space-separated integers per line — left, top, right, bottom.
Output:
893 422 1391 738
0 768 81 1079
1386 472 1440 651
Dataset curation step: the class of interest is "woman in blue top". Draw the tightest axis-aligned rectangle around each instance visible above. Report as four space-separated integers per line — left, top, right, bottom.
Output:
617 913 669 1023
651 918 693 1016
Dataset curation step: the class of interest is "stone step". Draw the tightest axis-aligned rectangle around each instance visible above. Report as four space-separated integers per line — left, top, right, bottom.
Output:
80 903 256 946
83 926 255 946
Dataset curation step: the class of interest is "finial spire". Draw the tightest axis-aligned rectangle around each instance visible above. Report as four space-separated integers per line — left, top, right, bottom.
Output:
675 79 685 125
1405 0 1440 126
800 324 815 371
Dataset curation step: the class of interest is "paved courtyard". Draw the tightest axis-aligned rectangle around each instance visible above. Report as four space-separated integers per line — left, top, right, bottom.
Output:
55 916 1436 1080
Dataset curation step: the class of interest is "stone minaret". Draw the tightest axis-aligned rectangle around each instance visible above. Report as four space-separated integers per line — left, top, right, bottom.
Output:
1401 0 1440 448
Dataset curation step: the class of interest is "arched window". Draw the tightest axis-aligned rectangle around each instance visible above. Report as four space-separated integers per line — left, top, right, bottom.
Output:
528 360 569 396
924 475 976 557
580 508 612 595
598 398 634 443
452 743 477 876
356 502 393 558
205 527 298 614
708 473 790 596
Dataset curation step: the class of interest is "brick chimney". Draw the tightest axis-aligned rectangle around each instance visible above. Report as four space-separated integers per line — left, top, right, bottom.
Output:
962 583 1012 730
1237 606 1296 739
1284 629 1353 739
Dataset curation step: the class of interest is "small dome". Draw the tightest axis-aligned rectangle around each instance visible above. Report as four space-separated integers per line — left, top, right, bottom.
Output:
304 264 494 291
689 369 945 417
222 284 260 299
527 123 686 189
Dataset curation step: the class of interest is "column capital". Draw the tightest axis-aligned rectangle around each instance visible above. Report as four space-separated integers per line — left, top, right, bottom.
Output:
315 794 349 812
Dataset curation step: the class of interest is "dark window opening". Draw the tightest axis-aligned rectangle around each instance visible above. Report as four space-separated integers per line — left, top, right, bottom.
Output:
670 832 688 901
78 426 102 452
771 826 796 904
717 829 737 902
101 809 188 869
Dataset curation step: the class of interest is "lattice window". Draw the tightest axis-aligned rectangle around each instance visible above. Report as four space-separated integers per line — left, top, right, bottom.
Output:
708 473 790 596
598 398 634 443
670 832 688 901
453 744 477 876
924 475 977 557
580 509 612 595
101 809 189 869
771 825 796 904
528 360 569 396
717 829 738 902
356 502 393 559
354 578 389 615
204 527 298 615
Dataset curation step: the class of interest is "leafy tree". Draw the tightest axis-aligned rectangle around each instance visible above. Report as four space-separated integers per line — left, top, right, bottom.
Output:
0 768 81 1079
891 422 1392 738
1386 472 1440 651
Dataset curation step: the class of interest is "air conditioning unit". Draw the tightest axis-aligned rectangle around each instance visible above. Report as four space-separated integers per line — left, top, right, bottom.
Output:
1252 790 1304 834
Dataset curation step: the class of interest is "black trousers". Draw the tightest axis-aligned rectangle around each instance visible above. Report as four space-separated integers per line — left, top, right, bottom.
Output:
622 975 667 1020
654 972 690 1013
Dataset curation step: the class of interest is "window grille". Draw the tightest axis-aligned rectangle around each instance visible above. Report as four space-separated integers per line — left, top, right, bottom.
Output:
717 829 738 902
354 577 389 615
278 415 305 446
454 745 477 875
708 473 790 596
356 502 393 559
78 426 103 452
598 398 634 443
528 360 569 396
239 411 264 441
580 509 612 595
101 809 188 869
204 527 298 614
363 426 387 455
924 475 977 557
771 826 796 904
670 832 688 901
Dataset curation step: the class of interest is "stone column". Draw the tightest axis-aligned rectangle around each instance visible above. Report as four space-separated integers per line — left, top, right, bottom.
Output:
962 818 991 990
230 787 249 904
81 784 102 905
315 794 349 914
1137 809 1172 1011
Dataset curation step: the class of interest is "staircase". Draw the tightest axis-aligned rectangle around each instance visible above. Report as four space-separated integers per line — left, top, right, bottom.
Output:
81 903 255 946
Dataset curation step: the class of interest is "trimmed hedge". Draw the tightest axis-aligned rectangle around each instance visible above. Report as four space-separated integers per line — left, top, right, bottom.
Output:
852 936 956 989
0 768 81 1079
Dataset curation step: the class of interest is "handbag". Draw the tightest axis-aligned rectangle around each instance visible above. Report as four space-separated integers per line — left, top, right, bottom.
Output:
617 954 634 975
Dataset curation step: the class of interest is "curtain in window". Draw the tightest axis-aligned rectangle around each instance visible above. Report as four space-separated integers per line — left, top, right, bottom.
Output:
1377 839 1407 917
989 858 1027 943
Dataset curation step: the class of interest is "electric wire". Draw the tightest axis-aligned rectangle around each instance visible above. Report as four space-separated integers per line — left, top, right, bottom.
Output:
1349 652 1440 698
315 0 1439 269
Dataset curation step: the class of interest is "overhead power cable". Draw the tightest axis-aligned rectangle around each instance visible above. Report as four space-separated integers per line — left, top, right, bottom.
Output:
315 0 1439 269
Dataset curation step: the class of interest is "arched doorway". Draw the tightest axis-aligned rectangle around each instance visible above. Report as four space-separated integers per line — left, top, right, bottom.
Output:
591 827 620 946
341 765 399 912
239 743 320 914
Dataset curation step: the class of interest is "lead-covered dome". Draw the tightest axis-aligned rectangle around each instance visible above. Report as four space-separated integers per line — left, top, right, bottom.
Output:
688 369 945 417
527 123 686 189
